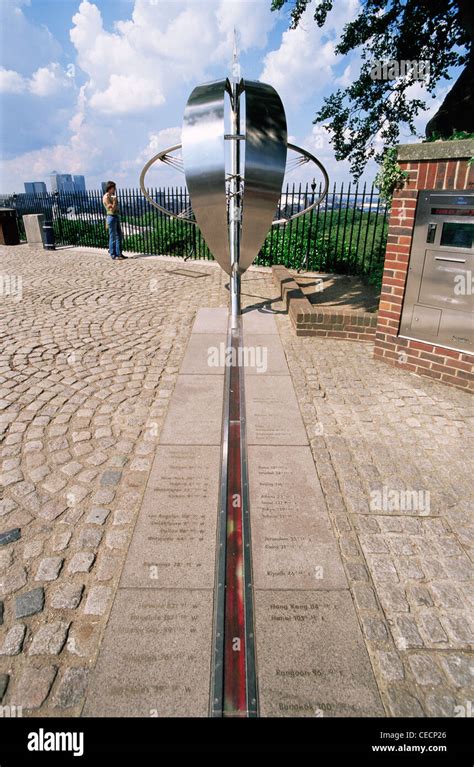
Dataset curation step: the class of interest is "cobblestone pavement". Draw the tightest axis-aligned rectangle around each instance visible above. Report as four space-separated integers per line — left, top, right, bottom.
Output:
0 245 472 717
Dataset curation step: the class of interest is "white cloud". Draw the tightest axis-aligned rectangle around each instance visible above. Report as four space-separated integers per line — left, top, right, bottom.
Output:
0 63 72 96
260 0 360 107
29 63 72 97
0 68 26 94
69 0 277 117
89 74 165 114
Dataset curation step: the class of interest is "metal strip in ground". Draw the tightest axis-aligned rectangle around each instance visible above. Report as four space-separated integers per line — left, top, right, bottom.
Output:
210 316 258 717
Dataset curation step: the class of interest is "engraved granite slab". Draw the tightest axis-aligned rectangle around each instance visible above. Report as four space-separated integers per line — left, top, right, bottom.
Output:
245 375 308 445
254 590 384 717
249 446 346 589
82 589 213 717
121 446 219 589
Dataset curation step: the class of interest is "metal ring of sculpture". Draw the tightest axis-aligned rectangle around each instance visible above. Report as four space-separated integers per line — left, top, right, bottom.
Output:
139 142 329 227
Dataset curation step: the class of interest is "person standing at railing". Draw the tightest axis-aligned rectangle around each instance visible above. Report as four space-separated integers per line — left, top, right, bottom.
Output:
102 181 125 260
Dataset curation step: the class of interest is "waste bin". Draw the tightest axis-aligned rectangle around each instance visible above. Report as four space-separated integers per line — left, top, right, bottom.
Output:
0 208 20 245
43 221 55 250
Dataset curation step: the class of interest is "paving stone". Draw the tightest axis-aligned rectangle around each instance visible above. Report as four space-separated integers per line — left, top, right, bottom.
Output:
22 539 44 559
420 615 448 644
444 616 474 645
394 616 424 649
0 528 21 546
440 654 473 687
29 621 70 655
408 654 444 686
51 583 84 609
38 499 67 522
0 601 3 624
375 651 405 682
425 692 456 717
83 586 111 615
100 470 122 487
9 664 57 709
387 687 425 717
75 527 103 550
0 565 27 595
15 587 45 618
105 530 128 550
378 584 410 613
67 552 95 573
54 667 90 708
65 484 90 504
0 623 26 655
112 508 133 525
35 557 64 581
85 507 110 525
362 617 389 642
51 530 72 551
92 488 116 505
95 553 120 581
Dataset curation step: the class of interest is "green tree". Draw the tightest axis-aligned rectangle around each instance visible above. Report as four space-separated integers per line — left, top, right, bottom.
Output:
271 0 474 178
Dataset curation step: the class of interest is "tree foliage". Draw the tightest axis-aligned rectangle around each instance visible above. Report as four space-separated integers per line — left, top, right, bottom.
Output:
271 1 474 178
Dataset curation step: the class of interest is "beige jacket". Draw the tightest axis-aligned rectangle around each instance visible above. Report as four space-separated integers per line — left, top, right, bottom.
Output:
103 192 119 216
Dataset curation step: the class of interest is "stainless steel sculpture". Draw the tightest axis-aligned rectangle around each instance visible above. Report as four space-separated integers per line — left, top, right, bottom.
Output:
139 78 328 324
139 52 329 719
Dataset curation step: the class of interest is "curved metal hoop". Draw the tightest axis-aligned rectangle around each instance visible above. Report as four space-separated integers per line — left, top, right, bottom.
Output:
139 144 197 225
139 141 329 226
276 143 330 225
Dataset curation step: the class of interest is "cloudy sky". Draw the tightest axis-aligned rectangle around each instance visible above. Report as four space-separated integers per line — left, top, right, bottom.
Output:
0 0 455 193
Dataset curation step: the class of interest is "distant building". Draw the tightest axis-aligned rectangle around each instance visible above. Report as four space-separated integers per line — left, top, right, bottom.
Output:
73 175 86 192
24 181 47 195
50 171 86 193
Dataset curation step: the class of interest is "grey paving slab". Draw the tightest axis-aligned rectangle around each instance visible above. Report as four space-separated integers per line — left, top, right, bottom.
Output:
248 446 347 590
254 590 385 717
242 334 289 375
180 334 227 375
242 310 279 335
192 308 228 334
160 375 224 445
121 446 220 589
82 588 213 717
245 375 308 445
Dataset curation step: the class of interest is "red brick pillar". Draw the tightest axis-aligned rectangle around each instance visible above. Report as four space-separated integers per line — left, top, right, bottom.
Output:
373 140 474 391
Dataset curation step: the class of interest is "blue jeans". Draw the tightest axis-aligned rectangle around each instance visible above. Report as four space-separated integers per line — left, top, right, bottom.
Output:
107 215 122 258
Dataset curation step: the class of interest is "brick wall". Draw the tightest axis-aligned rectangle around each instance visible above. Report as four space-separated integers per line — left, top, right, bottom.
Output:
373 141 474 392
272 265 378 340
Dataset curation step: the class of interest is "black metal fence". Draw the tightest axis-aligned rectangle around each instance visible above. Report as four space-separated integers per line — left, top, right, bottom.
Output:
6 183 389 284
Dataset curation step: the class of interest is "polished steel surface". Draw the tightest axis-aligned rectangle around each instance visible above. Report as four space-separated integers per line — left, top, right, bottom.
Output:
399 190 474 353
182 79 231 274
229 77 242 320
139 77 329 281
239 79 287 274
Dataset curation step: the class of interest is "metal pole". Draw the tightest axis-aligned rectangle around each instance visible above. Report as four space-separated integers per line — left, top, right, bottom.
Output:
229 79 241 328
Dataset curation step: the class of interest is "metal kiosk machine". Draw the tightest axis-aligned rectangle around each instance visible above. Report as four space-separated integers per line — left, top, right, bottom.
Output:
399 190 474 354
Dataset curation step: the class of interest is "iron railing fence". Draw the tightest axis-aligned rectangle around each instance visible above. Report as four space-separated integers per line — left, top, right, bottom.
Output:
6 183 389 283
